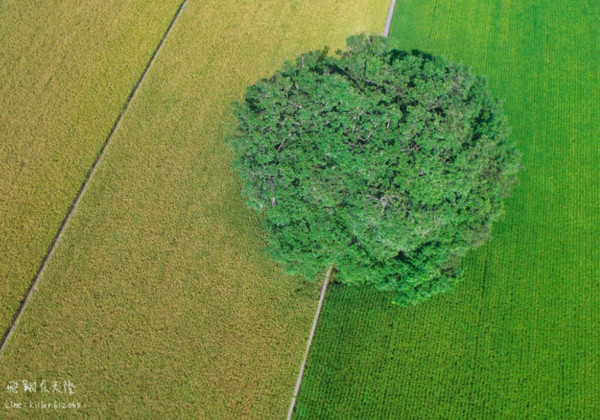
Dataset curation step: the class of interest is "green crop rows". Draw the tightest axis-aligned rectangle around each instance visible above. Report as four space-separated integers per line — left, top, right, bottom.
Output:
294 0 600 418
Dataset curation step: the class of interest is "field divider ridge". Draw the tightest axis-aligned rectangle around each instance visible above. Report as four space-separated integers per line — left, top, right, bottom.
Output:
0 0 189 358
383 0 397 37
287 6 394 415
287 265 333 420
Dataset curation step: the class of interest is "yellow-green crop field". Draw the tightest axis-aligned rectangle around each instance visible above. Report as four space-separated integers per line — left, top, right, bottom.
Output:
294 0 600 418
0 0 183 337
0 0 389 417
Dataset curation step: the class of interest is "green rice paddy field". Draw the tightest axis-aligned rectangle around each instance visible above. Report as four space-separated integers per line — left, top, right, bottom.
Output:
294 0 600 418
0 0 390 418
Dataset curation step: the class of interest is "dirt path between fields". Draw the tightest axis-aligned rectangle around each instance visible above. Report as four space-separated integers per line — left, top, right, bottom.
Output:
287 266 333 420
286 1 397 416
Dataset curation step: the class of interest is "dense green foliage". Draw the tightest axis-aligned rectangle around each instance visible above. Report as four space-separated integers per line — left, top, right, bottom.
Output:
228 35 519 303
295 1 600 418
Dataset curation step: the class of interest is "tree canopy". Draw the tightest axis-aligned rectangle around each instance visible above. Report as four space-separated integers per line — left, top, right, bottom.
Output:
227 34 520 304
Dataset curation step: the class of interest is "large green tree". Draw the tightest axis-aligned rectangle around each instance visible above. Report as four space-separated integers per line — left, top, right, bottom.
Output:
227 35 520 304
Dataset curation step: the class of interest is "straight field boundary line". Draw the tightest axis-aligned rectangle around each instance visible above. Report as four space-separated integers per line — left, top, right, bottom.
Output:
383 0 397 37
0 0 189 358
287 266 333 420
287 3 396 415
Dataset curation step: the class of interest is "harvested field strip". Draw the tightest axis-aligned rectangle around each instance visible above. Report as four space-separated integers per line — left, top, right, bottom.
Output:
0 0 389 418
0 0 183 336
294 0 600 418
